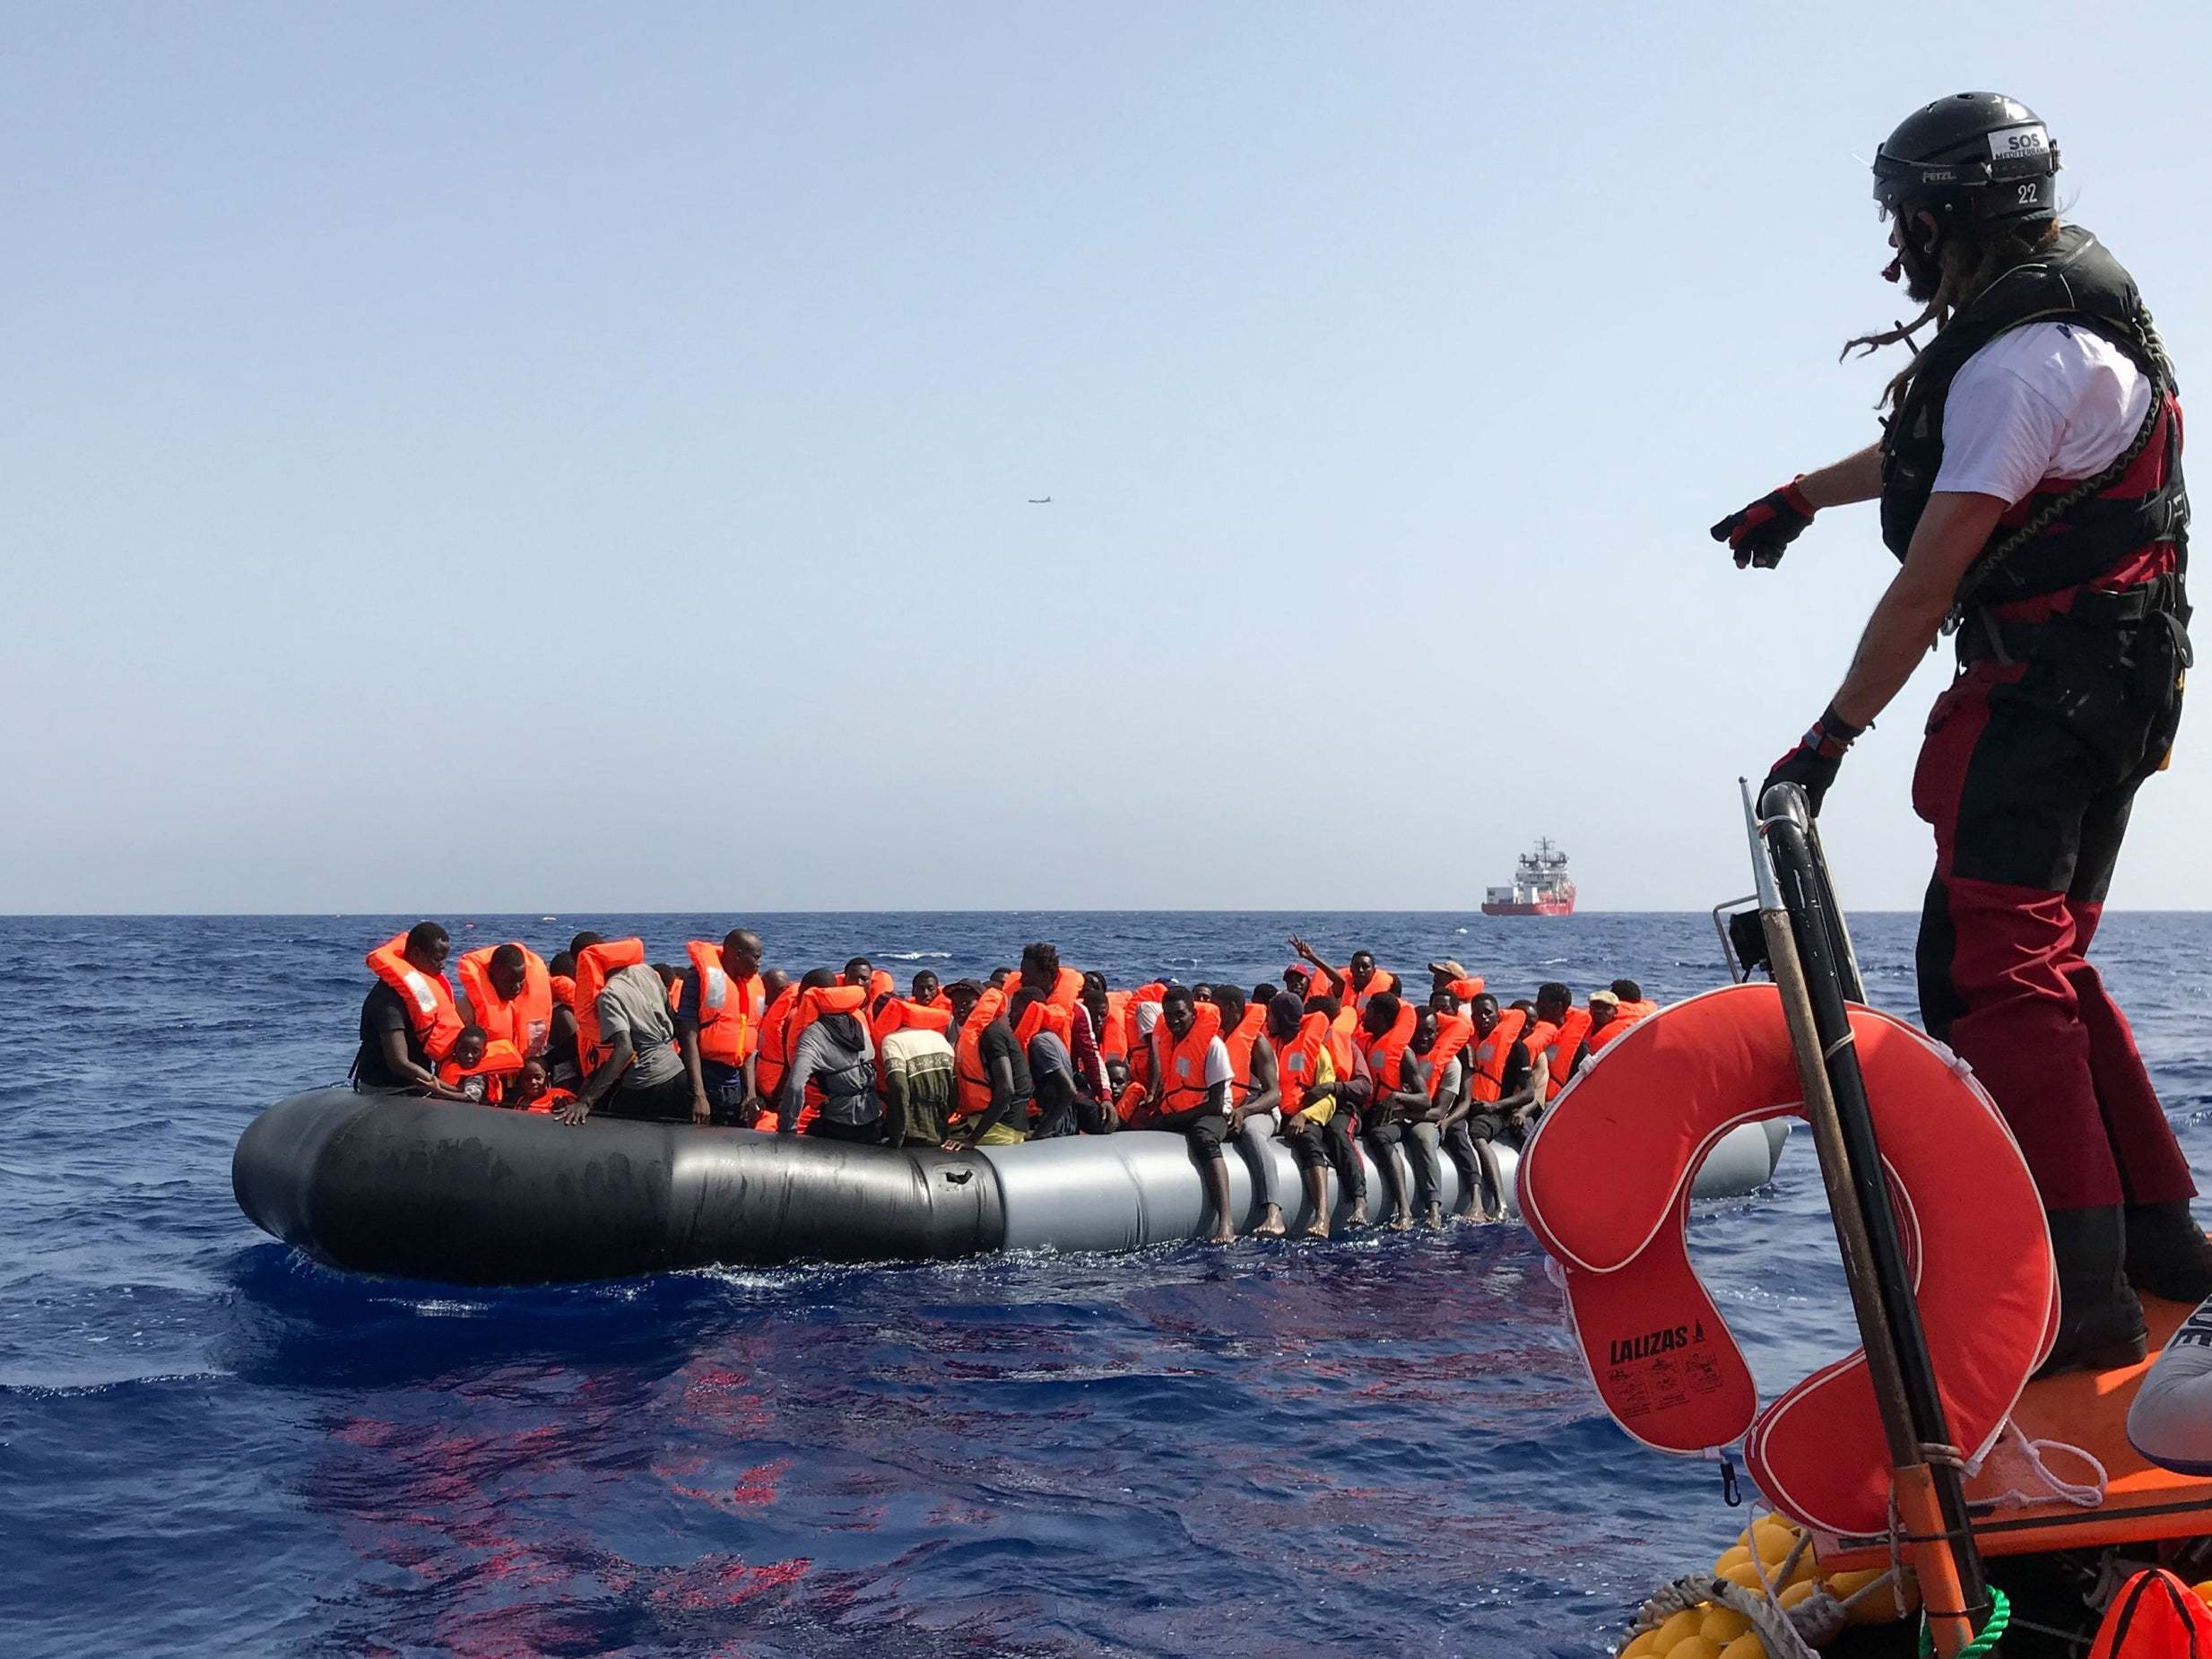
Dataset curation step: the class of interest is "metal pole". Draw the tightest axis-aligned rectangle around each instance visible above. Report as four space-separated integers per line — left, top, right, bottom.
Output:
1747 784 1991 1652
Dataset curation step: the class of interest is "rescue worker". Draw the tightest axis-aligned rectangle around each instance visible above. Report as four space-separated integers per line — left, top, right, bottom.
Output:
355 922 473 1099
1714 92 2203 1372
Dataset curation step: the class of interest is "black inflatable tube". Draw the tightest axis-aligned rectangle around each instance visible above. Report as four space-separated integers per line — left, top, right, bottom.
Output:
233 1089 1005 1285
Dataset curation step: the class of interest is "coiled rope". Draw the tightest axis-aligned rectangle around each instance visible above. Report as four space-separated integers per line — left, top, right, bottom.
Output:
1917 1586 2011 1657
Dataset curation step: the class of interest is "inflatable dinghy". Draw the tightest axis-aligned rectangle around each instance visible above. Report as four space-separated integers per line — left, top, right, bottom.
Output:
232 1088 1789 1286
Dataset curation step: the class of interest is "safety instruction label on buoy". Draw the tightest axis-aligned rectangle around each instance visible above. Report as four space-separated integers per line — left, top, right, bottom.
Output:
1602 1319 1732 1421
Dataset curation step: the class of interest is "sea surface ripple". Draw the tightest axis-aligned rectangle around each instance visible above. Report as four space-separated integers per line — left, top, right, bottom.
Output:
4 911 2208 1657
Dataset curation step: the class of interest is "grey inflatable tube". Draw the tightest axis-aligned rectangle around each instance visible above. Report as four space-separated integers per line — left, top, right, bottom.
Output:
234 1089 1788 1286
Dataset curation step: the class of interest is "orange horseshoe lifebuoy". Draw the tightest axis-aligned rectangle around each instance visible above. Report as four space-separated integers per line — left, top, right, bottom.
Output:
1518 982 2058 1537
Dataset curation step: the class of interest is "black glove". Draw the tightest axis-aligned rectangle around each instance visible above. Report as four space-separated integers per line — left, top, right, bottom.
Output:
1761 704 1866 817
1711 481 1816 569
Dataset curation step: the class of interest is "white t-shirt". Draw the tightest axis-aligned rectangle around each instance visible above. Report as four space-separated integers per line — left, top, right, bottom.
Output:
1932 321 2152 505
1201 1036 1234 1090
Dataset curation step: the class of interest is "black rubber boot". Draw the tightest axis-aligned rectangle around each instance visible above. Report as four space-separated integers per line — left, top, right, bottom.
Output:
2034 1205 2148 1379
2124 1201 2212 1303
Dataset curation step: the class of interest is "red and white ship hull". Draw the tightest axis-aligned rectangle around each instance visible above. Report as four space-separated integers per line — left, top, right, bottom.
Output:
1479 899 1575 916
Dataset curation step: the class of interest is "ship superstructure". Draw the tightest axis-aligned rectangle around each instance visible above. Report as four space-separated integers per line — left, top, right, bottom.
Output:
1481 838 1576 916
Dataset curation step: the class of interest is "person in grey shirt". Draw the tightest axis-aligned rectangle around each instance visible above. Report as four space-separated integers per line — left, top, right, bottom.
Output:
776 973 882 1142
560 960 690 1125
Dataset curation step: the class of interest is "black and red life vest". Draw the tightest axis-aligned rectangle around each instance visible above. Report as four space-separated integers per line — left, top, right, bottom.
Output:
1879 225 2186 611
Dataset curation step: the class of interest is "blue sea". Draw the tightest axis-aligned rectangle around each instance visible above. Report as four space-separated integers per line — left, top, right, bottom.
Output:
5 910 2210 1658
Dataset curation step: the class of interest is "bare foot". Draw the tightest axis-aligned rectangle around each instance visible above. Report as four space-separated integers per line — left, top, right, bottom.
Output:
1302 1222 1330 1240
1348 1207 1370 1229
1422 1204 1444 1229
1388 1212 1413 1233
1208 1229 1236 1246
1253 1220 1288 1238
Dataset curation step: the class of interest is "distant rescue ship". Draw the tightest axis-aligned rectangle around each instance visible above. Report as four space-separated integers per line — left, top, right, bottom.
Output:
1481 838 1576 916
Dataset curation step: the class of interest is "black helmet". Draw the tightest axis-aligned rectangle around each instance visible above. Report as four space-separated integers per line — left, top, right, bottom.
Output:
1872 92 2060 224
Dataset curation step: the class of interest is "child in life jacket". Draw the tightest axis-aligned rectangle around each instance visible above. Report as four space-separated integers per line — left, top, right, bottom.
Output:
506 1059 573 1115
441 1028 494 1101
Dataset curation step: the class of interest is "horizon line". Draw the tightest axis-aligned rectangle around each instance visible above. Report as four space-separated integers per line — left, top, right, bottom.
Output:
6 908 2212 920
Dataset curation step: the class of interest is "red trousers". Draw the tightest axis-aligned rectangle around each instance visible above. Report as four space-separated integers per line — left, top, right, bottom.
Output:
1912 622 2192 1212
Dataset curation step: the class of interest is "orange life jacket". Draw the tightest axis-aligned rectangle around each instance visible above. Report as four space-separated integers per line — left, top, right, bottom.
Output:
550 973 577 1012
874 996 954 1042
1123 983 1167 1089
2087 1568 2212 1658
666 976 684 1011
1326 1008 1357 1081
1223 1003 1267 1104
1157 1003 1225 1116
572 937 647 1077
1583 1012 1633 1055
1116 1078 1154 1129
951 986 1010 1121
754 982 802 1099
1274 1013 1331 1116
790 983 868 1052
684 942 764 1068
365 934 465 1064
1350 968 1401 1015
1011 967 1083 1050
786 984 870 1128
1356 1001 1420 1098
456 945 554 1060
1423 1012 1478 1101
1443 975 1485 1003
1466 1008 1529 1105
1096 992 1132 1062
1544 1008 1593 1099
1520 1019 1560 1088
437 1037 525 1101
1616 999 1658 1022
516 1084 575 1116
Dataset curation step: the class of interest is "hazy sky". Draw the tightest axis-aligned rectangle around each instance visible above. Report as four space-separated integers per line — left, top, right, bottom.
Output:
6 4 2208 912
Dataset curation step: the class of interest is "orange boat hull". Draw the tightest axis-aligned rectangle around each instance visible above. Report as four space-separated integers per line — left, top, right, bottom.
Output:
1814 1287 2212 1568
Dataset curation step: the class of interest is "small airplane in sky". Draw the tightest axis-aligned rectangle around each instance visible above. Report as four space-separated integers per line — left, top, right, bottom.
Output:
1028 496 1052 504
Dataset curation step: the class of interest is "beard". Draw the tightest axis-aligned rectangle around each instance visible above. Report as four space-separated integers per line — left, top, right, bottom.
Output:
1895 230 1945 304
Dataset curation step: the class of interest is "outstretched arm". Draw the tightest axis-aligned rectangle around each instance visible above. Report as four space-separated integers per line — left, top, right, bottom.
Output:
1799 444 1884 509
1714 444 1885 569
1288 936 1347 998
1827 491 2008 728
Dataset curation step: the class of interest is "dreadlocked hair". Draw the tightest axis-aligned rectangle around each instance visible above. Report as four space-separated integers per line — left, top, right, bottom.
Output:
1842 218 2063 411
